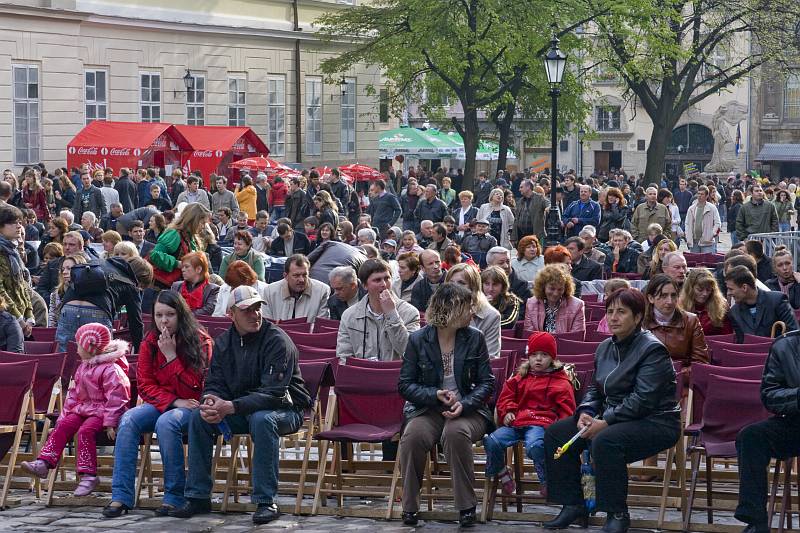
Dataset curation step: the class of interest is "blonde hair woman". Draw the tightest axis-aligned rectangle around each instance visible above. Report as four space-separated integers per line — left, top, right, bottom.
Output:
642 238 677 279
444 263 501 358
523 264 585 335
113 241 139 260
476 188 515 249
678 268 733 335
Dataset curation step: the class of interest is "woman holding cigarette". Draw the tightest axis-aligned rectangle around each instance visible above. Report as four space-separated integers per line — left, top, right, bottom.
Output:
104 290 213 518
542 288 681 533
397 283 495 528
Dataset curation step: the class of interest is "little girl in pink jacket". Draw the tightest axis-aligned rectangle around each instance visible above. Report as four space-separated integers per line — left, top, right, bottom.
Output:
22 323 130 496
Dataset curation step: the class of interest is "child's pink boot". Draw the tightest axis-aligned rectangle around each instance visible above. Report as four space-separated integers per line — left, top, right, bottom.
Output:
21 459 49 479
73 475 99 497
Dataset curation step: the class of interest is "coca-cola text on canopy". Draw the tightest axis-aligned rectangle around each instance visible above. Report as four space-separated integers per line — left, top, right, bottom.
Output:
77 147 99 155
193 150 214 158
110 148 131 156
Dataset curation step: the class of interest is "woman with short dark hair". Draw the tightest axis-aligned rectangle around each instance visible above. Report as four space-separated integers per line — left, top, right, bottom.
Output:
218 230 265 282
543 288 681 533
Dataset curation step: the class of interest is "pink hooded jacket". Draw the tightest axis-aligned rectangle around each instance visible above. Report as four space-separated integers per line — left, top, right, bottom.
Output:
62 339 131 428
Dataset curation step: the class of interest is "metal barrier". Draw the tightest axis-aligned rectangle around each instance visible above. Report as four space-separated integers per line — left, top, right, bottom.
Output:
748 231 800 271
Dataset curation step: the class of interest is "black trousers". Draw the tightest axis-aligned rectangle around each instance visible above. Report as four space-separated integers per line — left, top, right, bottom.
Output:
735 416 800 526
544 415 680 513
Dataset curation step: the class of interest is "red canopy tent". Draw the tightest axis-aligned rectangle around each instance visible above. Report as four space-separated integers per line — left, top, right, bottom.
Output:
67 121 191 174
175 125 269 184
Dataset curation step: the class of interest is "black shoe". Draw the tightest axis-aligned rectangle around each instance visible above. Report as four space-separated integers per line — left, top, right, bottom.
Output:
741 524 769 533
101 501 130 518
602 512 630 533
168 498 211 518
402 511 418 526
252 503 281 524
154 504 175 517
459 506 476 528
543 504 590 529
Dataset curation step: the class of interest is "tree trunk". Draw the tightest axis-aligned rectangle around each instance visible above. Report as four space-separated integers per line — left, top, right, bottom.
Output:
495 101 515 174
457 108 481 193
644 110 679 184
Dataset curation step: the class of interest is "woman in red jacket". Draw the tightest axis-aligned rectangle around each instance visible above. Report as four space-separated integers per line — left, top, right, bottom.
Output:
104 290 213 518
484 332 576 498
267 175 288 222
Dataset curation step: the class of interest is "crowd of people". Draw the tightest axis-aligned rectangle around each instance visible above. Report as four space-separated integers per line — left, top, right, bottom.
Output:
2 160 799 532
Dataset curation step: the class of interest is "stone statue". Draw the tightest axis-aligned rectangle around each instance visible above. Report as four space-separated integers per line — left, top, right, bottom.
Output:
705 101 748 173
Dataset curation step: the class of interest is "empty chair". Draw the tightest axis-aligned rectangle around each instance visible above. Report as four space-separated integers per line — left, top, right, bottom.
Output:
0 360 38 507
557 338 602 355
287 331 337 350
553 331 586 342
341 359 404 370
30 327 57 342
277 322 313 333
313 317 340 331
501 336 529 355
712 349 768 368
706 339 772 354
297 345 337 361
24 341 57 354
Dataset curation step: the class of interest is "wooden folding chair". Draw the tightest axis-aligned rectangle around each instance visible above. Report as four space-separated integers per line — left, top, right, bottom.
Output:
0 360 38 508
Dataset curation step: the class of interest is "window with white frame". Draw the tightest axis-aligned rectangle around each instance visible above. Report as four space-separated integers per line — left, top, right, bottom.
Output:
187 74 205 125
340 78 356 153
305 77 322 156
140 72 161 123
268 76 286 156
785 71 800 120
228 76 246 126
13 65 40 165
85 69 107 124
596 105 621 131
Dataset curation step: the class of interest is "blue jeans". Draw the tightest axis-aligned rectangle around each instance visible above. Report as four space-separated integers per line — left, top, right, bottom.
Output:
690 243 717 254
780 222 791 232
270 206 285 223
111 404 192 508
184 407 303 504
55 303 112 352
484 425 546 479
731 232 740 245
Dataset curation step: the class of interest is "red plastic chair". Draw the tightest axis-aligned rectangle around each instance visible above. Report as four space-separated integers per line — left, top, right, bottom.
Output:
0 360 37 507
313 317 340 330
501 336 528 355
686 363 764 438
29 327 57 342
297 345 337 361
580 294 599 303
289 331 337 349
313 325 339 334
311 366 404 514
574 369 595 404
683 252 705 267
586 306 607 323
557 338 602 355
553 330 586 342
706 339 772 355
706 333 773 344
24 341 58 354
559 353 595 365
269 317 308 326
341 358 404 370
585 330 613 343
0 353 66 417
490 359 510 407
278 322 314 333
684 375 768 529
711 349 768 367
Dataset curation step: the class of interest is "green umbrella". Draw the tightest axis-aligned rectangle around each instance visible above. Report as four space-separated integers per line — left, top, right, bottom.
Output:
419 129 465 158
378 127 440 157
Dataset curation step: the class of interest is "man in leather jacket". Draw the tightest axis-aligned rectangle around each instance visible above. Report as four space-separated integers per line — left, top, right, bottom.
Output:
175 286 311 524
735 330 800 533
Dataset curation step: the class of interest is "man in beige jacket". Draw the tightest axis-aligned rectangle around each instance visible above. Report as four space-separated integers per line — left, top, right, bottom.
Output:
684 185 721 253
262 254 330 323
631 186 672 242
337 258 420 364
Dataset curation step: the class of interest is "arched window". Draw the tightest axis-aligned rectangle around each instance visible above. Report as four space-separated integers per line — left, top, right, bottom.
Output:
666 124 714 155
785 71 800 120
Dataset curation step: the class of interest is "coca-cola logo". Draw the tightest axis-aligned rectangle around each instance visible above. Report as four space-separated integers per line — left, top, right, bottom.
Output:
216 149 223 157
68 146 76 155
133 148 142 157
77 147 98 155
152 135 167 148
193 150 214 158
100 147 108 155
110 148 131 156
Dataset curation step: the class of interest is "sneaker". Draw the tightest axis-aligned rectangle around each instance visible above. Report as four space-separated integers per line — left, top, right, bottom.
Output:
73 475 99 497
497 466 516 495
21 459 49 479
252 503 281 524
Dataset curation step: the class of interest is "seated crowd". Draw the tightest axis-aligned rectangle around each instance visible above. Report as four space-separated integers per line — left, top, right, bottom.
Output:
1 162 798 533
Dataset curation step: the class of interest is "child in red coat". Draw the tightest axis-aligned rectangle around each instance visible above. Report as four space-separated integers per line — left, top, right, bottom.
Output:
484 332 576 497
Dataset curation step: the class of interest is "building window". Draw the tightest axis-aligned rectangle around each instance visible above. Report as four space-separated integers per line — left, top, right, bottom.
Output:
187 74 205 125
13 65 39 165
85 69 107 124
340 78 356 154
379 88 389 123
268 76 286 157
785 71 800 121
228 76 246 126
305 77 322 156
596 105 621 131
140 72 161 123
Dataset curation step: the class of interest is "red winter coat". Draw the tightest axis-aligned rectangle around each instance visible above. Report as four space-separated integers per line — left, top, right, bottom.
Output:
137 329 213 412
268 181 288 208
496 366 576 429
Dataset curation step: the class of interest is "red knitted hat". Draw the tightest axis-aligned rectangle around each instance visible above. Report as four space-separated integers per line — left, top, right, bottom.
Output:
527 331 557 359
75 323 112 355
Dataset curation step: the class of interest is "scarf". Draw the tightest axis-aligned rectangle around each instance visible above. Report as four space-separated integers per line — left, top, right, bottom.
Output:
0 235 23 278
180 279 209 310
653 307 675 326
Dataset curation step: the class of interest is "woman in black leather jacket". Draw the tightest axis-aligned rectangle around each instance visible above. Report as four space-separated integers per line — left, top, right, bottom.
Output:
542 288 681 533
397 283 494 528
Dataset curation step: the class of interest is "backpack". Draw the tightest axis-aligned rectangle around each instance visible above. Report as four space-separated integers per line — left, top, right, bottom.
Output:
70 257 137 298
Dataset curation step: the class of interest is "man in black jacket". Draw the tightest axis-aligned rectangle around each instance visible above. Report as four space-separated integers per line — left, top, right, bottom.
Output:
366 179 402 239
114 168 138 213
566 236 603 282
327 265 365 320
735 330 800 533
414 184 448 223
270 223 311 257
410 250 445 312
175 285 310 524
284 178 307 229
726 265 798 342
765 249 800 309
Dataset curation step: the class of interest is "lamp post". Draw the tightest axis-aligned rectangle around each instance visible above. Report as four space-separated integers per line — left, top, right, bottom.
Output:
174 69 195 98
543 30 567 247
578 128 585 178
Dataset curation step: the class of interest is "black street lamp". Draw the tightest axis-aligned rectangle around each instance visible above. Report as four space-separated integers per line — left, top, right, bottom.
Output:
543 30 567 247
578 128 585 178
